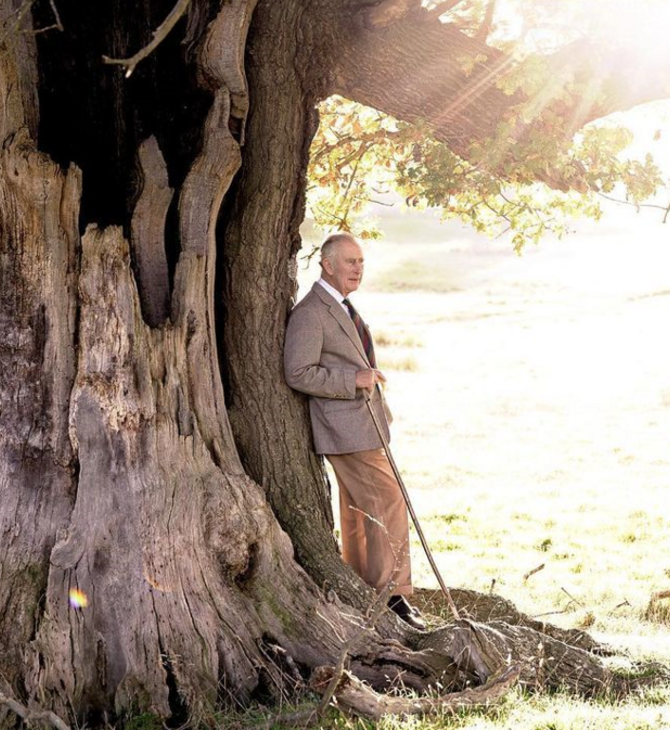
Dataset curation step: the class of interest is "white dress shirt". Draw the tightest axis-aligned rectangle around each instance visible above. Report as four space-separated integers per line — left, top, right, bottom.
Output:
317 278 350 314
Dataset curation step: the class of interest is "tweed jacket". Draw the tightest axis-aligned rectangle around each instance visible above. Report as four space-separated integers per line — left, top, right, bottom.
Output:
284 283 392 455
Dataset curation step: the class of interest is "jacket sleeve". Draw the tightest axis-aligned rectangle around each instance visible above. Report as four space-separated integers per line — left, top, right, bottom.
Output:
284 306 357 399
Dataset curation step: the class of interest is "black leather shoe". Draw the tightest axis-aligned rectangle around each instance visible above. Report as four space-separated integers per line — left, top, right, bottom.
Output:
387 595 426 630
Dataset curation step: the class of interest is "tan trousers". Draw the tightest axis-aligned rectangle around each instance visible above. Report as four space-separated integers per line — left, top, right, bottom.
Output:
326 448 412 596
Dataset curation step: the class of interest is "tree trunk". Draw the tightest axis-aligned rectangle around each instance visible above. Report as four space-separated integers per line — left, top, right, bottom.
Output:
1 0 667 726
219 0 378 614
0 1 449 722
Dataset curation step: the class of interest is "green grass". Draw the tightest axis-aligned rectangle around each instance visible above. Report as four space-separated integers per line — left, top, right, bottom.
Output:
209 684 670 729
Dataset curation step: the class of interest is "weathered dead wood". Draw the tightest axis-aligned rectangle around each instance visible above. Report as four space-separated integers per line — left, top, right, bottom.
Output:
131 136 172 327
20 224 372 718
0 692 70 730
523 563 545 582
311 663 520 720
0 0 39 137
170 0 257 471
0 109 80 695
197 0 259 128
317 586 393 716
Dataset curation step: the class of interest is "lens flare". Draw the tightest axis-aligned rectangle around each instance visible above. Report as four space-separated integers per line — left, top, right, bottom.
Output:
69 588 89 608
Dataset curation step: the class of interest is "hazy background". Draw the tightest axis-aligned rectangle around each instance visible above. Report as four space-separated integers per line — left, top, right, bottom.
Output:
296 100 670 663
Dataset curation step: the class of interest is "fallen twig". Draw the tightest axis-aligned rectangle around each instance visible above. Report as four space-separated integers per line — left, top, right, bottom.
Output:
561 587 584 608
610 598 631 613
532 607 572 619
523 563 545 583
532 588 585 619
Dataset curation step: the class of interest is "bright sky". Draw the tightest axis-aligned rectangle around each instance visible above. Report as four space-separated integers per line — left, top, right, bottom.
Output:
487 0 670 53
426 0 670 221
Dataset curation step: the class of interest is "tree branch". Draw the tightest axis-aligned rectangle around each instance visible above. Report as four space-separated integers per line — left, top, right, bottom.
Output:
597 192 670 219
333 8 670 191
102 0 191 78
475 0 496 41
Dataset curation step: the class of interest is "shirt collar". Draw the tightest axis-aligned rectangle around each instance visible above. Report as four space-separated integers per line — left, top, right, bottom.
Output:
317 278 349 309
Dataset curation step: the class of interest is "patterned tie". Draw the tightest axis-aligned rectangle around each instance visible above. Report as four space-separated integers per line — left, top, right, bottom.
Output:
343 298 376 368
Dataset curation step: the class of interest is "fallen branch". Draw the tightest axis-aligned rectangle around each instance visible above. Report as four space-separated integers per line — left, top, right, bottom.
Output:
610 598 631 613
561 587 585 608
523 563 545 583
534 587 585 618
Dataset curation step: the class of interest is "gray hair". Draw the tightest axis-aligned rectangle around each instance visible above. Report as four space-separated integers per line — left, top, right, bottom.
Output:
320 232 358 265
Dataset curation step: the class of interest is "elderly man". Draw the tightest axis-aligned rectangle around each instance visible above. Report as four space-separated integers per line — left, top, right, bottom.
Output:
284 232 424 629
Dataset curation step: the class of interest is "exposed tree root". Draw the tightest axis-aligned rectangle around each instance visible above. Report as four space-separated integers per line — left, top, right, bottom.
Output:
0 691 70 730
306 586 670 723
414 587 612 654
310 663 521 720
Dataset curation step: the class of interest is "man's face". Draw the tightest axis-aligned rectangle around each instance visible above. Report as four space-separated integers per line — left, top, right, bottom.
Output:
322 239 365 297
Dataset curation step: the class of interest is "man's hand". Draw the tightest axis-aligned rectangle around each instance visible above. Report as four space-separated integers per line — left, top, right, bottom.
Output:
355 368 387 392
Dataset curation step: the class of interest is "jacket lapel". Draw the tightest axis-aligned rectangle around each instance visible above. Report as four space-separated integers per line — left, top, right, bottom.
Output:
312 283 369 364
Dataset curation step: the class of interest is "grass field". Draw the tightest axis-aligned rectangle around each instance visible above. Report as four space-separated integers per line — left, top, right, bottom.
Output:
295 205 670 729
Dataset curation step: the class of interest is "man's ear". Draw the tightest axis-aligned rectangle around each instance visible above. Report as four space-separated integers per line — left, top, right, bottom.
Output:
321 258 334 276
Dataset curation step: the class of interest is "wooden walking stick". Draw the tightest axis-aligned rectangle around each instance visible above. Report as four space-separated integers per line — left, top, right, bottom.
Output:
364 390 461 621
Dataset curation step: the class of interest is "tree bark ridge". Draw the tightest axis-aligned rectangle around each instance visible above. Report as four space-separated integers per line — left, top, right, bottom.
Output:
131 136 172 328
0 113 79 691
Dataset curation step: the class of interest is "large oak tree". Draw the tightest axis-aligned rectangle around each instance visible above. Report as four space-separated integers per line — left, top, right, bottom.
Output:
1 0 668 724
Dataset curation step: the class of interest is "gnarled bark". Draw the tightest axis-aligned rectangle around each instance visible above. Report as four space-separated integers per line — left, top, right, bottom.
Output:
219 0 377 614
